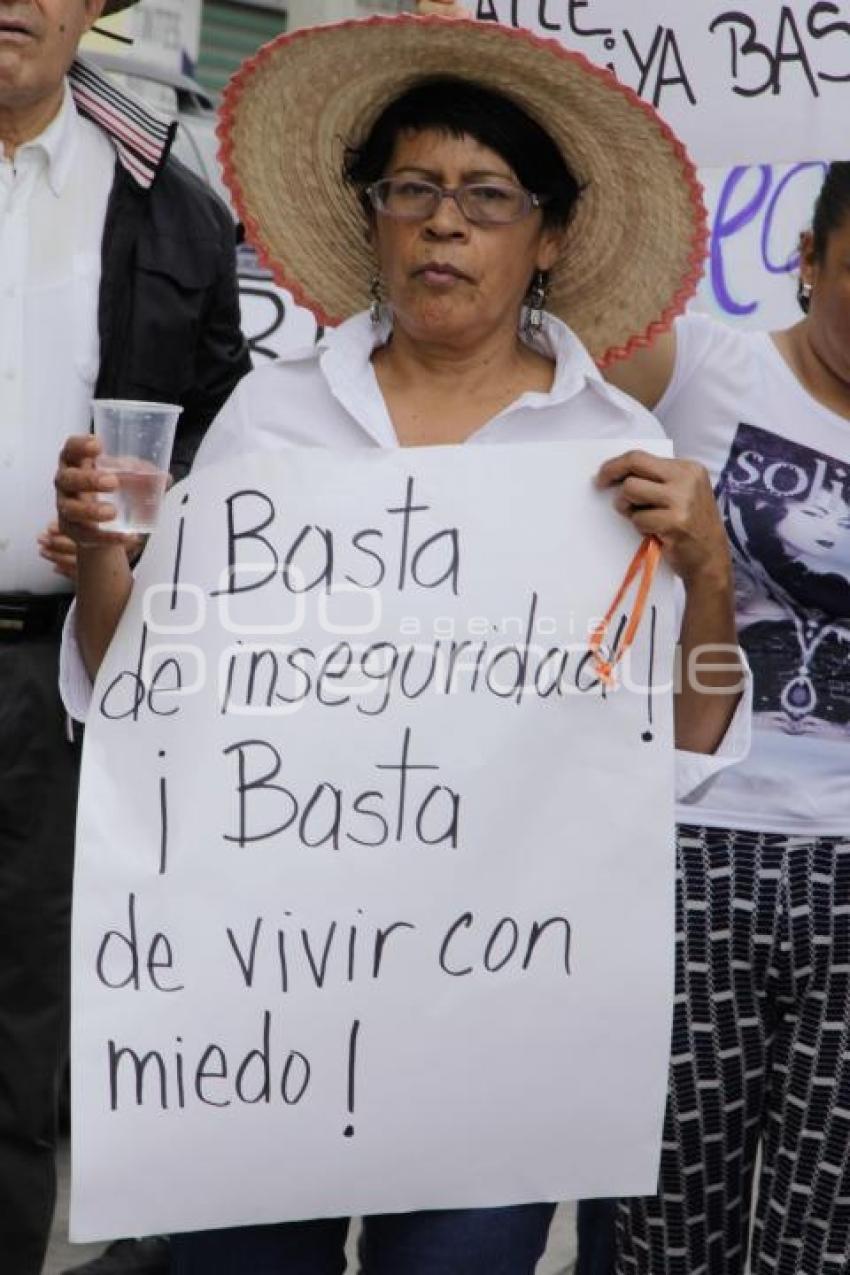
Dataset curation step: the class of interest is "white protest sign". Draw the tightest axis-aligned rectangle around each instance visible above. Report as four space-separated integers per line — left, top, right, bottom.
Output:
465 0 850 167
72 441 676 1241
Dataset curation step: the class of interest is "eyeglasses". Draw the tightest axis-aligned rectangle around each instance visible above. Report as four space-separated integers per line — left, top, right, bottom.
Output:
366 178 546 226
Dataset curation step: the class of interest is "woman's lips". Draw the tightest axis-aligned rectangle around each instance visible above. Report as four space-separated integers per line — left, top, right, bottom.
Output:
415 264 471 286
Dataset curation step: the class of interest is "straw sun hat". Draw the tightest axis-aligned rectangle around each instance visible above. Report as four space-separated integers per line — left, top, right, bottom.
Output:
218 14 707 366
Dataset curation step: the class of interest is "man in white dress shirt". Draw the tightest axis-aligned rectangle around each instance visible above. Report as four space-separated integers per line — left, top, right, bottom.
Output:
0 3 250 1272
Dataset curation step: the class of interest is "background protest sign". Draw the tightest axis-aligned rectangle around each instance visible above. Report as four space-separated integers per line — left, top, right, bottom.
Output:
71 440 676 1241
464 0 849 167
435 3 849 334
697 160 828 329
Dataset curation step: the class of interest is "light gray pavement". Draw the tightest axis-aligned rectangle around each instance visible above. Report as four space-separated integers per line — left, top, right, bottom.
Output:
46 1140 577 1274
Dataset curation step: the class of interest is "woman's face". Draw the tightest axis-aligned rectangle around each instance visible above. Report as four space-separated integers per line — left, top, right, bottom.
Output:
776 492 850 577
370 128 563 348
802 213 850 387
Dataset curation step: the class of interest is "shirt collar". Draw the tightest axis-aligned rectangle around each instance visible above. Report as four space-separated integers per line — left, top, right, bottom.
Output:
317 310 622 447
67 56 176 190
5 82 78 196
318 312 399 447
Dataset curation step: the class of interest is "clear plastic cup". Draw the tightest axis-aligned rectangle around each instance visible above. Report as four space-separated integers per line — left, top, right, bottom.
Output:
92 400 182 534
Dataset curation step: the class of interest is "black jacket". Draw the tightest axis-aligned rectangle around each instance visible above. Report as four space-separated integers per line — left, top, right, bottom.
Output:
94 157 252 479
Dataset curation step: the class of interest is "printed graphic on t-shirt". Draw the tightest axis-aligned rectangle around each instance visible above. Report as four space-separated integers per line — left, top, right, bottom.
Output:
716 423 850 737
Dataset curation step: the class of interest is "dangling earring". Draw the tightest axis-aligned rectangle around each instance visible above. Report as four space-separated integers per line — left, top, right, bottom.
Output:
370 274 383 326
797 277 813 312
524 270 547 335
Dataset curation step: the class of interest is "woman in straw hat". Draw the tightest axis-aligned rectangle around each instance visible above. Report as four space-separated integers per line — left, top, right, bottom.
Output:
55 12 747 1273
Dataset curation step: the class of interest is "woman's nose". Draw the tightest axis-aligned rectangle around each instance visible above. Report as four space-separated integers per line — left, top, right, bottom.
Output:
423 192 470 236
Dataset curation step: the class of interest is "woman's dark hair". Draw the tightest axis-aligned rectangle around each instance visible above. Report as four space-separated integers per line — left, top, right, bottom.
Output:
812 162 850 261
343 77 582 230
799 162 850 312
735 495 850 618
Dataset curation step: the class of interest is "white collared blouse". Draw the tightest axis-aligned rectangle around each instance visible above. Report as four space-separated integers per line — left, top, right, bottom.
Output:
61 310 751 804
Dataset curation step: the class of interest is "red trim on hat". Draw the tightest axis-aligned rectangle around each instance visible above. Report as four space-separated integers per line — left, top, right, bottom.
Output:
217 13 708 365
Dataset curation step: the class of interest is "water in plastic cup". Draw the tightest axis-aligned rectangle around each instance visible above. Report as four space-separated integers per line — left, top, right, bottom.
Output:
92 400 182 534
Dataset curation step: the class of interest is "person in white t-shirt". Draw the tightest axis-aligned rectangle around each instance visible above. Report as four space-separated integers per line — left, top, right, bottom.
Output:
596 162 850 1275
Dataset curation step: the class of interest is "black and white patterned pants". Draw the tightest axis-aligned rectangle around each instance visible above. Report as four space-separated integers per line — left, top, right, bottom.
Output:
617 825 850 1275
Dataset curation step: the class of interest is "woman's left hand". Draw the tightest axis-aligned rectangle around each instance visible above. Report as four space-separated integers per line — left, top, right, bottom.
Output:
598 450 744 754
596 450 732 588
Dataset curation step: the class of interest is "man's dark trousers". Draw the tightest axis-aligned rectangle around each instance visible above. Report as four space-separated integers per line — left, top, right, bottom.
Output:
576 1199 617 1275
0 631 79 1274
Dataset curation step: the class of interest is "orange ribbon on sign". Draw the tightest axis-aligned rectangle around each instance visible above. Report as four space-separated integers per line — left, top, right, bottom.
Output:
588 536 662 689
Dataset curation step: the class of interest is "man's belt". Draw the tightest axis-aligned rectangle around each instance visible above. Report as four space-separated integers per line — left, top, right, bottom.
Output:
0 593 71 641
